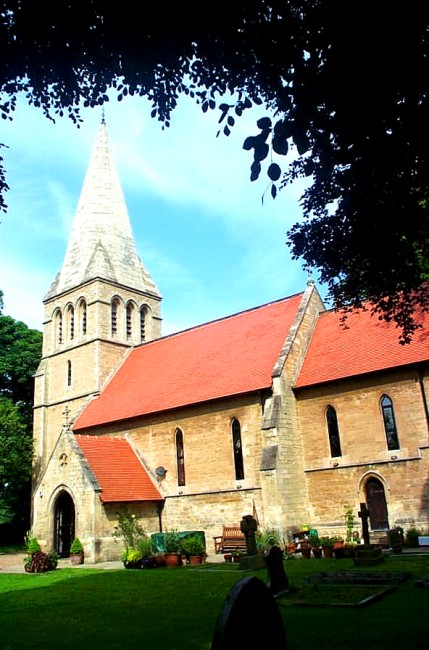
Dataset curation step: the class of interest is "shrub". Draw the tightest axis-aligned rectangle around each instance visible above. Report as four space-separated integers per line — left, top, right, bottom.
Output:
24 550 57 573
112 511 145 551
137 535 154 559
256 528 282 553
405 526 423 547
25 532 41 554
181 535 205 556
70 538 84 554
164 530 181 553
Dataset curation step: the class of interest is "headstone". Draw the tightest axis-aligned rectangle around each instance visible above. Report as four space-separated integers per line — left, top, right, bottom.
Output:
240 514 258 556
211 576 287 650
358 502 371 545
265 545 289 596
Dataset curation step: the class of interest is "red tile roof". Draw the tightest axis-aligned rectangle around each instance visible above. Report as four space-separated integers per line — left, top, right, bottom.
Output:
73 293 304 430
295 306 429 388
75 435 163 502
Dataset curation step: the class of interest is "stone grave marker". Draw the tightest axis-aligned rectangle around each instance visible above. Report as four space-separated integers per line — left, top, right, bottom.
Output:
211 576 287 649
265 545 289 596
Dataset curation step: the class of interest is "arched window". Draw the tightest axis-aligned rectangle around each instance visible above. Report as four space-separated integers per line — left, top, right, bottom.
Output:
56 310 63 345
67 360 72 387
111 298 119 336
381 394 400 450
175 428 186 486
79 299 87 336
326 405 342 457
67 305 74 341
231 418 244 480
140 306 148 342
126 303 134 340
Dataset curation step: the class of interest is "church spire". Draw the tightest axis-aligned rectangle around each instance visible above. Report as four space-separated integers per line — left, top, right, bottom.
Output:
47 121 160 299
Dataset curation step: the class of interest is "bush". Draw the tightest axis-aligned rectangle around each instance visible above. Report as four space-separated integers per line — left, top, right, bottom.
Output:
24 550 57 573
181 535 205 556
137 536 154 559
112 511 146 551
164 530 181 553
405 526 423 547
25 532 41 554
70 538 84 554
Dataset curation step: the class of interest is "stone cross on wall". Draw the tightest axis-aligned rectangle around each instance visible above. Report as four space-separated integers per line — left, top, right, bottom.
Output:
358 502 371 545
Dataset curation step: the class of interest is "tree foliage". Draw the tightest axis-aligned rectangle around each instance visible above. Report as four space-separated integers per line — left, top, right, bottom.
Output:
0 397 33 525
0 293 43 415
0 290 41 527
1 2 429 339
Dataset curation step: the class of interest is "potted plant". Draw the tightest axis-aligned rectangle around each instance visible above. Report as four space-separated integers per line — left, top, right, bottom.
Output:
181 535 206 564
138 535 157 568
320 537 334 557
70 538 85 565
310 536 323 558
121 548 143 569
164 530 181 567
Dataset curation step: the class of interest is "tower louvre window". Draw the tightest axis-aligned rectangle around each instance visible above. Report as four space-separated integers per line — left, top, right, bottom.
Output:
56 310 63 345
140 306 147 342
126 303 134 339
80 299 87 335
67 360 72 387
111 299 119 336
68 305 75 340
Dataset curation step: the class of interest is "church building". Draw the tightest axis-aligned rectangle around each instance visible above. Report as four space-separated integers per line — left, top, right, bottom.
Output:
31 121 429 562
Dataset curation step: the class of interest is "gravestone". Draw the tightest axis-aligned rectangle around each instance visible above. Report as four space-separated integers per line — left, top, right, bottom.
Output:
240 514 258 556
237 514 266 570
358 502 371 545
265 545 289 596
211 576 287 650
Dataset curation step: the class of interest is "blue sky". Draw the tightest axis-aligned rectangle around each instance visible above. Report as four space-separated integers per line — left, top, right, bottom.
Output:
0 92 324 335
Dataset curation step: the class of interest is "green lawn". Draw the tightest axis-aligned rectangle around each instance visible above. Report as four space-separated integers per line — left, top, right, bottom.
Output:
0 555 428 649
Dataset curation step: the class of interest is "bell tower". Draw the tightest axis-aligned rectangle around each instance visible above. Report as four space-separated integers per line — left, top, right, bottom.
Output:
33 120 162 474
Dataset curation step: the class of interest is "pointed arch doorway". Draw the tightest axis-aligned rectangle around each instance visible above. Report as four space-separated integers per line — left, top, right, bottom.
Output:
54 491 75 556
365 477 389 530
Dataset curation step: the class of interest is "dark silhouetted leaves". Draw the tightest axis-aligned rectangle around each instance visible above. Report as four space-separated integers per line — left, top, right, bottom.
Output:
268 163 281 181
250 160 261 181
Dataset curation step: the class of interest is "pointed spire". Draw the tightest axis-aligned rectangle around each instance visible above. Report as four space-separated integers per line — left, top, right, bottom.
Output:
47 121 160 299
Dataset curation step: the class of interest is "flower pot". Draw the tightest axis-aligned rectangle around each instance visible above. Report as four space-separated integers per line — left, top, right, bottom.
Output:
301 546 311 559
312 547 322 558
70 553 84 566
165 553 180 567
322 546 334 557
142 557 157 569
189 555 202 565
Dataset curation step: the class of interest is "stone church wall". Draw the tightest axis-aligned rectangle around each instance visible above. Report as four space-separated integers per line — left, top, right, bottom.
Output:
296 368 429 536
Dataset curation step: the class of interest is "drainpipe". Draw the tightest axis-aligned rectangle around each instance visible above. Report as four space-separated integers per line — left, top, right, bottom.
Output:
157 501 165 532
415 364 429 434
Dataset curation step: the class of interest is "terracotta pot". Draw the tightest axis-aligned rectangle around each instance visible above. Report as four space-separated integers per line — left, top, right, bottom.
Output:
70 553 84 566
164 553 180 567
189 555 202 565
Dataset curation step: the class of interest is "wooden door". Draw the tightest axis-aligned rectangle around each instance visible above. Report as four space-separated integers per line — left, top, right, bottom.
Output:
54 491 75 556
365 478 389 530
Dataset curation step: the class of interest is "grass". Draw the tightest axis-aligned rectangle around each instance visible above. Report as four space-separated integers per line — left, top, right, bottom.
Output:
0 554 428 649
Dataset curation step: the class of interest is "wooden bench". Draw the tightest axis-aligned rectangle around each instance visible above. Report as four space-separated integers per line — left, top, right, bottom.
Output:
213 526 247 554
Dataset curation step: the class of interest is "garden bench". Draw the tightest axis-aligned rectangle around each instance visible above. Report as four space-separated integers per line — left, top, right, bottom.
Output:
213 526 247 554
